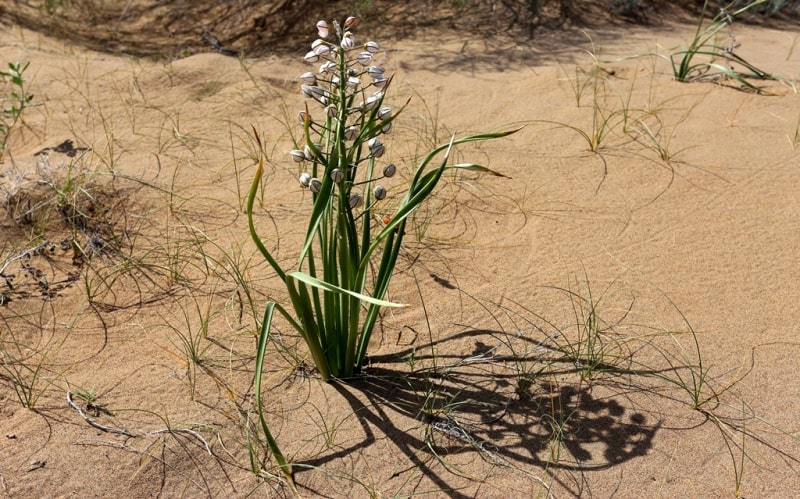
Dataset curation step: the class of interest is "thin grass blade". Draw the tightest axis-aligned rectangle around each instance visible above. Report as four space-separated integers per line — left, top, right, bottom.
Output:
253 302 295 490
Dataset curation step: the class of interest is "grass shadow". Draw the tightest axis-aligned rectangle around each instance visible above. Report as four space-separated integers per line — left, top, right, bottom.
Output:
285 324 669 496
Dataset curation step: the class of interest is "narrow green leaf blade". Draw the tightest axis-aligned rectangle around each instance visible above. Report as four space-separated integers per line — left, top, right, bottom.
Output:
288 271 406 308
448 163 511 178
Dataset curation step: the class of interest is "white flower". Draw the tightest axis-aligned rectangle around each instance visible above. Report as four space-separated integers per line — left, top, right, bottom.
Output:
344 16 356 29
314 44 330 57
367 66 385 79
349 192 363 209
319 61 337 74
304 51 319 63
368 137 385 158
309 178 323 193
290 149 306 162
325 104 337 118
341 32 356 50
302 85 325 98
373 185 387 200
299 172 312 187
330 168 344 183
357 52 373 66
381 121 392 134
372 76 388 88
365 41 379 53
302 84 328 104
316 20 329 38
377 107 392 120
303 143 317 160
346 76 361 89
344 126 359 141
300 71 316 85
382 163 397 178
364 91 383 111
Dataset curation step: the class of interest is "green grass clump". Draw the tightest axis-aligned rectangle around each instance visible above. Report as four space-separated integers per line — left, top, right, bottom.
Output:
670 0 792 92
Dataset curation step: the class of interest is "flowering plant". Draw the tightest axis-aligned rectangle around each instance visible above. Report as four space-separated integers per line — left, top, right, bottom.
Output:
248 16 517 382
247 15 517 484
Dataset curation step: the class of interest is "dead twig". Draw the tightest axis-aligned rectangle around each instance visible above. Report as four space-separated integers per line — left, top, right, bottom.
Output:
66 391 212 455
66 390 134 437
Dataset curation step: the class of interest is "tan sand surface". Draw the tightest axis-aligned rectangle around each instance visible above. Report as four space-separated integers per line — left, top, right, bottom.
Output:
1 7 799 498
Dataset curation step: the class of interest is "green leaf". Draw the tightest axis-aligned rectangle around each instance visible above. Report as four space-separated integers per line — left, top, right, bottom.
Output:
287 271 406 308
247 134 287 282
449 163 511 178
253 302 295 488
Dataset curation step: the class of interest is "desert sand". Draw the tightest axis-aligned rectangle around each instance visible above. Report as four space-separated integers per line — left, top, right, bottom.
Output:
1 5 799 498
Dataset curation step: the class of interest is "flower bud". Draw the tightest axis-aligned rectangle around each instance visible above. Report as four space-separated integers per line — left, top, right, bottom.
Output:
365 41 379 53
357 52 373 66
299 172 312 187
290 149 306 162
382 163 397 178
309 178 323 193
346 76 361 89
381 121 393 134
304 51 319 63
314 44 330 57
316 20 329 38
364 91 383 111
319 61 337 74
368 137 385 158
344 125 359 141
303 143 318 160
330 168 344 183
311 39 325 50
349 192 363 209
298 110 309 123
377 107 392 120
373 185 387 200
367 66 385 79
341 32 355 50
325 104 337 118
344 16 356 29
372 76 388 88
302 84 321 98
302 85 328 104
300 71 316 85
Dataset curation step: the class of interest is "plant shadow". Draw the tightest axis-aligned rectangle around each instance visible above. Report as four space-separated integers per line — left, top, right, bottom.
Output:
292 327 663 497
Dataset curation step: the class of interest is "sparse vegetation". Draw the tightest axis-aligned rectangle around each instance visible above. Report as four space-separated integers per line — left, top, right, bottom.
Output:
669 0 794 92
1 2 799 498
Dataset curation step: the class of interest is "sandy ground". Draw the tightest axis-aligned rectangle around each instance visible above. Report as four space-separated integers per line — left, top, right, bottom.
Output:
1 12 800 499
